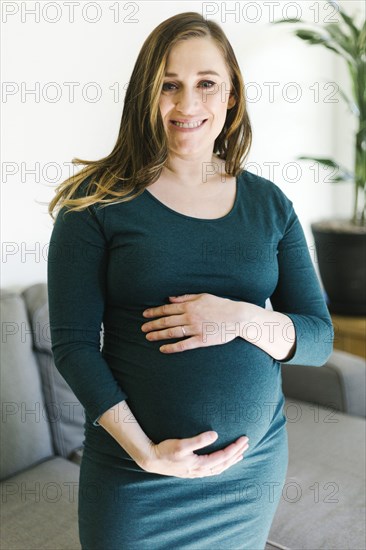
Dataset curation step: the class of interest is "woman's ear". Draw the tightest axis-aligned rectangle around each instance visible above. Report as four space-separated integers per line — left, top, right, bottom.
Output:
227 92 236 109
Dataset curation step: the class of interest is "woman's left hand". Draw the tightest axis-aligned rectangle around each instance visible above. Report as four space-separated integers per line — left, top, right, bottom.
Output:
141 293 242 353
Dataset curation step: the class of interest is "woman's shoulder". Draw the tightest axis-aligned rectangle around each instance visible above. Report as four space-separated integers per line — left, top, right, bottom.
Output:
237 169 294 214
73 174 95 198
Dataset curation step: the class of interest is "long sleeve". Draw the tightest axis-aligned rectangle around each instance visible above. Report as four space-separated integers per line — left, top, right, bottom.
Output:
47 193 128 427
269 198 334 367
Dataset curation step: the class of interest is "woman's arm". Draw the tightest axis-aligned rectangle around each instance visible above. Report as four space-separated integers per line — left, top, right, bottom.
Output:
233 303 296 362
47 184 128 427
237 201 334 366
97 399 153 464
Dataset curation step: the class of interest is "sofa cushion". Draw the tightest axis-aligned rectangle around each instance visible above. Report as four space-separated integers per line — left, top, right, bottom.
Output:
281 361 345 411
0 456 81 549
268 397 366 550
324 350 366 417
21 283 86 459
281 350 366 417
0 290 53 480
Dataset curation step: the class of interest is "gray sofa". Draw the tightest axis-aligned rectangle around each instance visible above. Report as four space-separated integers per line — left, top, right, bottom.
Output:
1 282 365 550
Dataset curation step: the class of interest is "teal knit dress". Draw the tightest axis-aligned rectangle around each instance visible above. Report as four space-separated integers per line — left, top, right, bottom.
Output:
47 169 333 550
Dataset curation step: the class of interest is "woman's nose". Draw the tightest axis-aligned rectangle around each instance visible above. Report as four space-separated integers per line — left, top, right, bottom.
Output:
175 88 200 111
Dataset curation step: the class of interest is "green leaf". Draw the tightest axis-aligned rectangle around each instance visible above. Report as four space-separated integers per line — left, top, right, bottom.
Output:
297 156 354 182
298 156 338 167
331 1 360 40
356 121 366 142
295 29 325 42
331 175 354 182
321 41 355 64
325 23 357 57
359 20 366 50
294 29 355 63
272 18 304 25
337 85 359 115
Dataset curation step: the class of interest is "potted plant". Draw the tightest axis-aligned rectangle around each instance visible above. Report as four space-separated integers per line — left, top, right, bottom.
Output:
273 0 366 315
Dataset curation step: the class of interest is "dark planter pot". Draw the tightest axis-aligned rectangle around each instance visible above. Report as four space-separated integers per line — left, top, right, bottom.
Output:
311 221 366 316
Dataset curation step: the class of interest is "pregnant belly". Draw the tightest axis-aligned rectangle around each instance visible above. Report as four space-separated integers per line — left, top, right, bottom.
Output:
102 337 285 455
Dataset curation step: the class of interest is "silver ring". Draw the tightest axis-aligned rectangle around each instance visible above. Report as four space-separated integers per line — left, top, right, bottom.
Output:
181 326 186 337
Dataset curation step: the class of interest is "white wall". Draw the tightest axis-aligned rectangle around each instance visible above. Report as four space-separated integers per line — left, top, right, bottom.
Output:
1 0 364 291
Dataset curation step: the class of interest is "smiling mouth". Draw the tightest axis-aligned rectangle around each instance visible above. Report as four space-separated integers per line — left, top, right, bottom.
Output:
170 119 208 129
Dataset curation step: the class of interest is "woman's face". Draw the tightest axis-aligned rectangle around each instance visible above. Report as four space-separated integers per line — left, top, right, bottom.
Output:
159 37 236 157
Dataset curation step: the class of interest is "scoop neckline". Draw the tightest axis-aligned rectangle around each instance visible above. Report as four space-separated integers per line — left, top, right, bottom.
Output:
144 174 240 222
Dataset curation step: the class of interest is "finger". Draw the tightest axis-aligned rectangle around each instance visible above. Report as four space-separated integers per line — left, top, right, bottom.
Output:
168 294 198 301
159 336 204 353
187 450 246 479
196 437 249 469
145 325 190 342
209 451 247 476
177 432 218 455
141 314 187 333
143 303 185 318
196 444 249 478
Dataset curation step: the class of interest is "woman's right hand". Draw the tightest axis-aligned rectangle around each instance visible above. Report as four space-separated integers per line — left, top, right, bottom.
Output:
140 431 249 478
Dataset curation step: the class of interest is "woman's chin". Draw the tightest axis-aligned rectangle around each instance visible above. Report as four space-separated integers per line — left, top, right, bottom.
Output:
167 141 213 157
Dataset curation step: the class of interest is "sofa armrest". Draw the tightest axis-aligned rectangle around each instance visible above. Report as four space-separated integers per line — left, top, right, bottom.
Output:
281 349 366 418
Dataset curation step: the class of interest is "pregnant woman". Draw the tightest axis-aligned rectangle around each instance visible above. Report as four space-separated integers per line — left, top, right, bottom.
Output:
47 12 333 550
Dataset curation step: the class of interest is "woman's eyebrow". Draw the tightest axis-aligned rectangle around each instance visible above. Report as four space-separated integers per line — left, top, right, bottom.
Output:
164 70 221 77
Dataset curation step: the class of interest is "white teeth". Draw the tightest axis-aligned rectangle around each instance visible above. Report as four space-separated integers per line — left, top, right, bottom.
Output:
172 120 205 128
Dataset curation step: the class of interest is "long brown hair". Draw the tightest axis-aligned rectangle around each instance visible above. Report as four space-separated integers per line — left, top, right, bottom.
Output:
48 11 252 220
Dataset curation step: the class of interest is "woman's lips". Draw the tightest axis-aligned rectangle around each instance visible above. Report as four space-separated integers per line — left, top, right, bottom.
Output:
169 119 208 132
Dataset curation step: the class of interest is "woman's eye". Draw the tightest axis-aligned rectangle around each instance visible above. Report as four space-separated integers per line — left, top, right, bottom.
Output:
162 80 216 92
200 80 215 89
162 82 177 91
